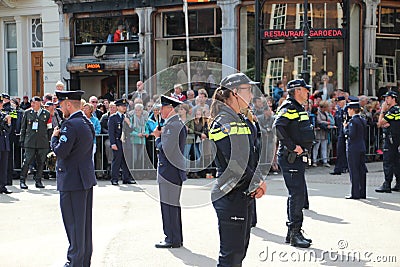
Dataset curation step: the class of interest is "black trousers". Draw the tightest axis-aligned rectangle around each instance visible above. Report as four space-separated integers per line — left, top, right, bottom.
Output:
383 138 400 184
334 136 348 173
347 150 367 198
212 189 253 267
60 188 93 267
159 181 183 245
0 151 9 188
278 155 306 230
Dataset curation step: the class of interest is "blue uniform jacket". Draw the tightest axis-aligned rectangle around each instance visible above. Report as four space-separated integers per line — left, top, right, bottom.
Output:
51 111 97 191
344 114 366 152
156 114 187 184
108 113 124 147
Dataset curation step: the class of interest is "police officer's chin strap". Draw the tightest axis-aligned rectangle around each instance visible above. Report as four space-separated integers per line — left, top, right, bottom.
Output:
233 91 254 123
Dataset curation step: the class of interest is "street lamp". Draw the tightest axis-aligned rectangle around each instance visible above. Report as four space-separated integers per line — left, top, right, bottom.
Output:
301 0 310 84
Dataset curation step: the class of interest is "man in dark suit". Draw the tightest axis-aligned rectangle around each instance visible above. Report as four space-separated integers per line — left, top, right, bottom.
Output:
153 95 187 248
343 101 367 199
0 95 12 194
108 98 136 185
51 90 97 267
19 96 52 189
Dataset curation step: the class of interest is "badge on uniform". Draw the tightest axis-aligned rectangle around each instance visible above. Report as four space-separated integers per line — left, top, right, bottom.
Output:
278 108 288 116
61 127 67 133
60 135 68 143
220 123 231 134
118 123 121 129
32 122 39 130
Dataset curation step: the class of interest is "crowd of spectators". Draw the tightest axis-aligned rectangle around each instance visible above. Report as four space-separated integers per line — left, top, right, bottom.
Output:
2 76 398 182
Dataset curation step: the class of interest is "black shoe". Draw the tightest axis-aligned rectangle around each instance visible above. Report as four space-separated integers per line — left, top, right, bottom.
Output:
345 195 360 199
330 172 342 175
155 241 182 248
391 184 400 192
35 181 45 188
375 184 392 193
0 187 12 194
122 180 136 184
20 181 28 189
303 205 309 209
111 180 119 186
64 262 70 267
285 229 312 244
290 231 311 248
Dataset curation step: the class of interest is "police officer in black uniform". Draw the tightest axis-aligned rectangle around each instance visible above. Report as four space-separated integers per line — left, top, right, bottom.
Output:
51 90 97 267
108 98 136 185
208 73 266 266
273 79 314 248
375 91 400 193
0 95 12 194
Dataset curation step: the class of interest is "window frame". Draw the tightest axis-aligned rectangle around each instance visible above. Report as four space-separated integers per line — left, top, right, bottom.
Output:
376 55 396 84
4 21 18 96
265 57 284 95
293 55 313 79
296 3 313 29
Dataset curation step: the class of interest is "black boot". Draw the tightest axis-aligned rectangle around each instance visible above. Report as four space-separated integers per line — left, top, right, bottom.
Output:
20 178 28 189
375 182 392 193
290 228 311 248
392 183 400 192
34 178 45 189
285 228 312 244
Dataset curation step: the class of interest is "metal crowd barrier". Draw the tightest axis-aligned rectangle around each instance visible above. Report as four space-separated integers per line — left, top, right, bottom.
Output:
11 125 384 179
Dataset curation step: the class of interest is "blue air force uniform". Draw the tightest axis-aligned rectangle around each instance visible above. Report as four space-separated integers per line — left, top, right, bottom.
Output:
332 97 348 174
108 99 134 185
51 91 97 267
344 103 367 199
154 96 187 248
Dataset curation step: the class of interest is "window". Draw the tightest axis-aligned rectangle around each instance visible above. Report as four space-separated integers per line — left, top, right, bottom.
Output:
376 56 396 84
269 4 287 30
265 58 284 94
5 22 18 96
296 4 313 29
163 8 221 38
378 7 400 34
31 18 43 48
294 55 313 79
74 15 139 44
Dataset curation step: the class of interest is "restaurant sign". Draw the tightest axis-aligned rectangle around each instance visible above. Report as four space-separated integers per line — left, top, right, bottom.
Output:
261 28 345 40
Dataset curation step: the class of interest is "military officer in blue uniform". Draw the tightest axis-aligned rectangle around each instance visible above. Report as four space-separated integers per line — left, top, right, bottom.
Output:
273 79 315 248
19 96 52 189
51 90 97 267
108 98 136 185
343 101 367 199
331 96 348 175
0 95 12 194
375 91 400 193
153 95 187 249
208 73 266 267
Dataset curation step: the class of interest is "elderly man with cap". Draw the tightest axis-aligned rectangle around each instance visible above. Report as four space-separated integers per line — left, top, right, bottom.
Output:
375 91 400 193
51 90 97 267
273 79 315 248
331 96 348 175
19 96 52 189
108 98 136 185
0 95 12 194
343 101 367 199
152 95 187 248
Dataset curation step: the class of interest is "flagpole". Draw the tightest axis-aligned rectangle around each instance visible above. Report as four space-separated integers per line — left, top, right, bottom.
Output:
183 0 191 89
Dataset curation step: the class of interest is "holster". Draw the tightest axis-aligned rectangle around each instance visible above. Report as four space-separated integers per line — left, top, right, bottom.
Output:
287 151 297 164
